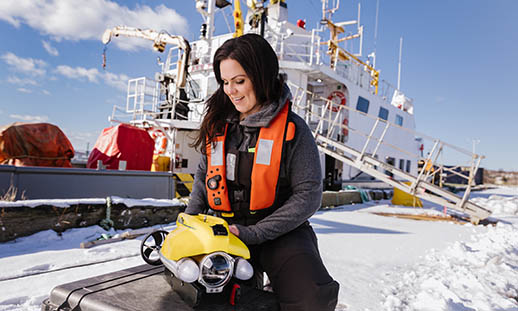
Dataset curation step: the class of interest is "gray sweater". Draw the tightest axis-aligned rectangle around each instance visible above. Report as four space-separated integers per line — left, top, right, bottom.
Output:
186 86 322 245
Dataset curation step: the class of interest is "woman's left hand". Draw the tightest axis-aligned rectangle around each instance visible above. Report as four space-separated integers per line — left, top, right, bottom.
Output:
229 224 240 236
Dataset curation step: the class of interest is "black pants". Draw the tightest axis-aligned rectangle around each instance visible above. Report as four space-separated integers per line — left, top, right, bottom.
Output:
248 222 339 311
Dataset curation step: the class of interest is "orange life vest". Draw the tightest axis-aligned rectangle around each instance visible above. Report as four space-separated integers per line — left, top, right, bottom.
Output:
206 101 295 212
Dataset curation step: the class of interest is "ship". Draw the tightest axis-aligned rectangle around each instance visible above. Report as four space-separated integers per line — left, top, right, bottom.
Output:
104 0 417 187
0 0 491 244
101 0 490 222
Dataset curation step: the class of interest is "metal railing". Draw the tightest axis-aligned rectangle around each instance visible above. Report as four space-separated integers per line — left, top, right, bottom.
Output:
288 80 491 222
265 29 390 98
126 78 156 113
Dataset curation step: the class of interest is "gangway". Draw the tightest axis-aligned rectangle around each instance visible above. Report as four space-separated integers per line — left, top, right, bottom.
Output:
288 81 491 223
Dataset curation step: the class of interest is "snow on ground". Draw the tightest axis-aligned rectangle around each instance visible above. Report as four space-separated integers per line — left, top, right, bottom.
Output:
0 189 517 311
0 196 185 208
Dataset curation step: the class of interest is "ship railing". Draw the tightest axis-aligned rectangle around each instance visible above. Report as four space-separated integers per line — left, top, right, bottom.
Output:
126 77 157 114
291 80 481 184
267 30 315 65
267 28 384 97
109 105 133 124
266 29 320 65
268 28 414 113
288 80 417 163
378 80 415 114
153 97 205 123
288 80 491 222
120 72 207 124
378 80 396 104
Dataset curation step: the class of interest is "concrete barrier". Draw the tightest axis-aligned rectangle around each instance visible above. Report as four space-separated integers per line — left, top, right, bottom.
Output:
321 190 363 207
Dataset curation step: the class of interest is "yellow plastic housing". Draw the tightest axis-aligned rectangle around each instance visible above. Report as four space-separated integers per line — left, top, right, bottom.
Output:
161 213 250 261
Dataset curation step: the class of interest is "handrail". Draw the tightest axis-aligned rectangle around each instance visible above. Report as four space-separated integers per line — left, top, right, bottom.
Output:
287 80 480 160
328 43 380 94
289 79 490 221
287 80 485 190
265 29 387 101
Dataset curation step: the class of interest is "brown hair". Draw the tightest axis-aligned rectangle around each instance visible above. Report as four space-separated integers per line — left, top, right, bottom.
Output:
191 33 284 153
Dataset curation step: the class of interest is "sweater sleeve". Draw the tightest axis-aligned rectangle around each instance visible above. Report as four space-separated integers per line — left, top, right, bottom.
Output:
235 115 322 245
185 153 209 215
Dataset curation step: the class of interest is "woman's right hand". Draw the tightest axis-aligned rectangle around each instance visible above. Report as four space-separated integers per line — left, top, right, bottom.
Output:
229 224 240 236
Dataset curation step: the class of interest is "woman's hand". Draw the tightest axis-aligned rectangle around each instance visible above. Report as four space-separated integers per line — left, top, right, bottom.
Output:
229 224 240 236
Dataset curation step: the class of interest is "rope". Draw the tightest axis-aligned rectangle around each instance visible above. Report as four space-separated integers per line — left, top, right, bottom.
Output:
100 196 114 230
0 254 141 282
102 45 108 70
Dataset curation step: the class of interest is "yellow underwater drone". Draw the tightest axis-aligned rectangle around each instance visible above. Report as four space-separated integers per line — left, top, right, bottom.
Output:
140 213 255 307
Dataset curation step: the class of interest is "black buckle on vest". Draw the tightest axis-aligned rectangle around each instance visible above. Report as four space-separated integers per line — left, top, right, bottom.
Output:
232 189 245 202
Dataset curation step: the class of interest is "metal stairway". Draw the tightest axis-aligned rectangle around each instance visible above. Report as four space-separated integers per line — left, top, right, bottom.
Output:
288 81 491 223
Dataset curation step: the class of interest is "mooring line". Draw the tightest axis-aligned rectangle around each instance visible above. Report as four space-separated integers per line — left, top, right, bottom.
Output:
0 254 141 282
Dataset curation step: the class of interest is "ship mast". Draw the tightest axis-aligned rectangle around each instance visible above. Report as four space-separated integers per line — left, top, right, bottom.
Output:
319 0 379 93
195 0 235 62
195 0 217 63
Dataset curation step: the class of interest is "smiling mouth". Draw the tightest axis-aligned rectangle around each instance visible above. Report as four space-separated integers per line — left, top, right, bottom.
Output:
232 96 244 101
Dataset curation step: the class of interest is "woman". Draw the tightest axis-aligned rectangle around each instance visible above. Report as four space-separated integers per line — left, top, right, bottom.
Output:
187 33 339 310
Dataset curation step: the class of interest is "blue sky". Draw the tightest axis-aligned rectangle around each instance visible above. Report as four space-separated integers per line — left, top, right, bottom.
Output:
1 0 517 171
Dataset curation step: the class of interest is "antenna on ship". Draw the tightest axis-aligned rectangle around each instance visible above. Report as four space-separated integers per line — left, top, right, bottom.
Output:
320 1 366 68
369 0 380 68
397 36 403 90
356 3 363 57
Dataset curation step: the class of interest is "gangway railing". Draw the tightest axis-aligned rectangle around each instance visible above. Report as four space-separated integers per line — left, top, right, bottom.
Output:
288 81 491 223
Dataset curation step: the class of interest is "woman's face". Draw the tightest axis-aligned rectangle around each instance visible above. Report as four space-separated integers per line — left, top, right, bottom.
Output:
220 58 259 119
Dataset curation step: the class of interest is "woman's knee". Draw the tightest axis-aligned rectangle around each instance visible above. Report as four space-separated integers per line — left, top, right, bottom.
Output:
275 277 339 310
269 253 339 310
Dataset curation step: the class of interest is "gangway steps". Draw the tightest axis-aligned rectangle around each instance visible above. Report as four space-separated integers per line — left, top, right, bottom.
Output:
314 134 491 223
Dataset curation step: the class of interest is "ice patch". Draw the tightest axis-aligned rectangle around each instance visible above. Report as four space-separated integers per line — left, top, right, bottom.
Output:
22 263 52 273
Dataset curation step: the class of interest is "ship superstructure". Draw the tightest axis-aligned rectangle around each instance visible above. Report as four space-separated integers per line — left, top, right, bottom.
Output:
105 0 490 222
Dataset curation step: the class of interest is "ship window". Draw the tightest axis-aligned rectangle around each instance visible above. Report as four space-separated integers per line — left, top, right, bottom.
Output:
395 114 403 126
385 156 395 177
406 160 411 173
356 96 369 113
399 159 405 170
378 107 389 120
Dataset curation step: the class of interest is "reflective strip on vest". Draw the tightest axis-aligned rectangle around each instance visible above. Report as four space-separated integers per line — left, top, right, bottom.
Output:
250 101 290 210
206 126 232 211
255 139 274 165
206 100 291 212
211 141 224 166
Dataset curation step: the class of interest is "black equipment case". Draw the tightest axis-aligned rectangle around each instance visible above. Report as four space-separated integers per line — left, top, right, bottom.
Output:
41 264 279 311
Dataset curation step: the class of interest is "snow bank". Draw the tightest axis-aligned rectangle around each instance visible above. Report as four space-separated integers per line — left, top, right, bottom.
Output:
0 196 185 208
477 186 518 196
471 195 518 216
383 222 518 310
